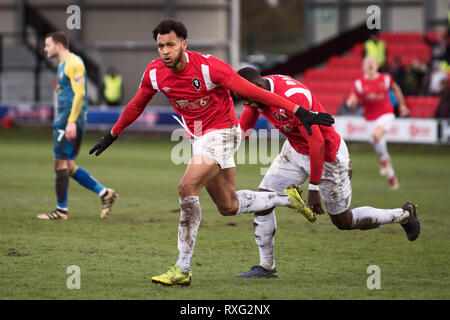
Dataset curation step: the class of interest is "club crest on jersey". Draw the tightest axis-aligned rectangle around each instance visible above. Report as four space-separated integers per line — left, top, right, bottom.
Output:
192 78 201 91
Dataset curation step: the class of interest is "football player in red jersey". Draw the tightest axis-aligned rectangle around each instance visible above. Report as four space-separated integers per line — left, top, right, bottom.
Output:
234 67 420 278
89 19 334 286
346 56 410 190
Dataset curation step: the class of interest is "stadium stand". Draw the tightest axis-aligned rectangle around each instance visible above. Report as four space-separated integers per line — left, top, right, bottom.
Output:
300 31 446 118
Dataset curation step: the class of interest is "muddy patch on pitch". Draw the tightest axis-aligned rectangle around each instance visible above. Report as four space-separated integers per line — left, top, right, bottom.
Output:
6 248 28 257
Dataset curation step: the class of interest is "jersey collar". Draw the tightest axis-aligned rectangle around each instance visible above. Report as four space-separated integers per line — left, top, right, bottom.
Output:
265 77 274 93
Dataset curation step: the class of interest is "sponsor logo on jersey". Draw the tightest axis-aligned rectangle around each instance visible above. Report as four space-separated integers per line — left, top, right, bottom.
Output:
366 93 385 100
192 78 201 90
174 96 210 110
279 124 296 133
162 87 171 93
74 75 84 84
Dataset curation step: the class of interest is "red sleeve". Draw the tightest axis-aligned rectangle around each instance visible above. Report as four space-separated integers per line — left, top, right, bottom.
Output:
239 105 260 139
112 87 154 135
138 66 158 96
207 55 238 89
299 124 325 184
227 75 298 113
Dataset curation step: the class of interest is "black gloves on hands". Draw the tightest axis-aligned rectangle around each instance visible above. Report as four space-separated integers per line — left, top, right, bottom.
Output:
294 106 335 135
89 131 117 156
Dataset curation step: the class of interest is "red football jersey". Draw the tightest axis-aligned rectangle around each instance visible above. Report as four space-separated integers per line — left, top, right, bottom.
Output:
245 75 341 160
239 75 341 183
352 73 394 121
139 50 239 136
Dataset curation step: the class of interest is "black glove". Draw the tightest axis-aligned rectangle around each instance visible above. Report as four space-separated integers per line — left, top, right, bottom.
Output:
295 106 335 135
89 130 117 156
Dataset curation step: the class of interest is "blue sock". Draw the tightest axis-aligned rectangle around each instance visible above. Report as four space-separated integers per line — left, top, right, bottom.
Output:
71 167 106 196
56 169 69 211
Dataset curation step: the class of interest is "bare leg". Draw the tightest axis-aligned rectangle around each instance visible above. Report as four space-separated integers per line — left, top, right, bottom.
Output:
175 155 221 273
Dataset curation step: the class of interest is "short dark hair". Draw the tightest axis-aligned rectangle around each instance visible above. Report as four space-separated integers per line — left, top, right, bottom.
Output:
152 19 188 41
237 67 262 84
46 31 69 48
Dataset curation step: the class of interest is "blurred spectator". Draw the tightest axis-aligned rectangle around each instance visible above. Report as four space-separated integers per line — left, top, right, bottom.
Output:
403 60 428 95
428 60 448 95
103 67 124 106
425 31 447 62
434 79 450 118
364 30 387 72
389 56 405 91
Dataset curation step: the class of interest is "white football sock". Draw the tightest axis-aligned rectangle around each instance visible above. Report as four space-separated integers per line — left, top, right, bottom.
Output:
374 138 395 178
254 211 277 270
373 137 390 162
236 190 291 215
351 206 409 230
176 196 202 273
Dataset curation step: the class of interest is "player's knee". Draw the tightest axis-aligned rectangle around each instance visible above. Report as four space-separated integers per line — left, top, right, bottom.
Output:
178 182 197 197
373 129 384 143
332 220 352 230
330 211 353 230
217 200 239 216
218 205 236 216
54 159 68 172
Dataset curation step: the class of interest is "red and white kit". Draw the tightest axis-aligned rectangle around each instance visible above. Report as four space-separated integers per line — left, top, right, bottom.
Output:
113 51 303 169
352 73 396 137
240 75 352 214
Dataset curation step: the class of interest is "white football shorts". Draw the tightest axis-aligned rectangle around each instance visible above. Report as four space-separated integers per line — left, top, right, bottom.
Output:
259 137 352 215
191 125 242 169
367 112 395 140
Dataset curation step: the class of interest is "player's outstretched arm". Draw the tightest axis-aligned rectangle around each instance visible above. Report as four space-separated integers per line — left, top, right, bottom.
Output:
89 130 117 156
228 75 334 135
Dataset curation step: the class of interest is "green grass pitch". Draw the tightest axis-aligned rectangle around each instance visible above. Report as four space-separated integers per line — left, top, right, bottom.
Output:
0 127 449 300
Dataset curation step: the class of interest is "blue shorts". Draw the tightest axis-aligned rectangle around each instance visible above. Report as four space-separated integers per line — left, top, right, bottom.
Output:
53 125 85 160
